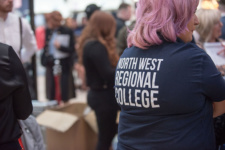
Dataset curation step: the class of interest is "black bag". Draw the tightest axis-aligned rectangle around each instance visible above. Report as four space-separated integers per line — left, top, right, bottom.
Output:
214 113 225 145
40 50 54 67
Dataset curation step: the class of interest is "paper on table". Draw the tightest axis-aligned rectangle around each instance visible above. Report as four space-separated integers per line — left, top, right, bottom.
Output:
54 34 70 59
204 42 225 66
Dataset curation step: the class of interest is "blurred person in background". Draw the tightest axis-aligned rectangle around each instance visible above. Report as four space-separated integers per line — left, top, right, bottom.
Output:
116 2 137 56
219 0 225 39
0 0 37 63
194 9 225 75
73 12 88 90
194 8 225 148
64 16 80 89
74 3 100 39
42 11 76 104
0 43 32 150
116 21 135 56
115 3 132 37
64 17 77 38
77 11 119 150
85 4 100 21
35 16 46 50
115 0 225 149
36 13 52 52
194 9 223 46
74 4 100 90
0 0 38 99
74 12 87 39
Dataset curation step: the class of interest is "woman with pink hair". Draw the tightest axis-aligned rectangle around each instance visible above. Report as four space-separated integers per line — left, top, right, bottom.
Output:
115 0 225 149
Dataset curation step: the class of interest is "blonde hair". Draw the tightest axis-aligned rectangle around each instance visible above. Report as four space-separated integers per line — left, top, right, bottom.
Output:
195 9 221 42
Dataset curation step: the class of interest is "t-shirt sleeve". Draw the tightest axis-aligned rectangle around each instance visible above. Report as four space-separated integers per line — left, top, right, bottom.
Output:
201 52 225 102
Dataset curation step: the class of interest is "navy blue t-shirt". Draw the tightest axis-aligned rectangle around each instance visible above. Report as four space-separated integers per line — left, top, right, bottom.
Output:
115 38 225 150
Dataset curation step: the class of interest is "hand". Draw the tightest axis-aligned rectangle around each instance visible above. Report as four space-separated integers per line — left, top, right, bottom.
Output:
54 41 60 49
218 42 225 57
217 49 225 57
216 65 225 76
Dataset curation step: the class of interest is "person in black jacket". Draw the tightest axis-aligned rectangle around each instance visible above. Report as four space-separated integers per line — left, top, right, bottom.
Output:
219 0 225 40
77 11 120 150
42 11 76 104
115 3 132 37
0 43 32 150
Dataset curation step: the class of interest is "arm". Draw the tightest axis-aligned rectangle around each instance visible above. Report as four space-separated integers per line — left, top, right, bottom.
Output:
21 19 38 63
55 28 75 54
9 46 33 120
216 65 225 76
201 52 225 117
213 101 225 118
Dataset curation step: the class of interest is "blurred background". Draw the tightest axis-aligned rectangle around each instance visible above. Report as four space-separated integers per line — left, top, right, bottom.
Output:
11 0 220 102
10 0 225 150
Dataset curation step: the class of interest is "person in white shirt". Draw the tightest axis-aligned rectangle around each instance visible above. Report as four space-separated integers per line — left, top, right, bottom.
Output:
0 0 37 63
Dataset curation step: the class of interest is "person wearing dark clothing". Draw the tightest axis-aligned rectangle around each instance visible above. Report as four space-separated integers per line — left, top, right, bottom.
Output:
84 41 119 150
42 11 76 103
219 0 225 39
83 41 116 91
116 2 137 56
116 21 135 56
115 3 132 37
85 4 100 20
78 11 119 150
221 17 225 39
115 18 126 38
0 43 32 150
115 0 225 149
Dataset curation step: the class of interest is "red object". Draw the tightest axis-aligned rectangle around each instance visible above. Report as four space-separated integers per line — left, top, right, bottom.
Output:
35 26 45 50
18 137 24 150
54 75 61 104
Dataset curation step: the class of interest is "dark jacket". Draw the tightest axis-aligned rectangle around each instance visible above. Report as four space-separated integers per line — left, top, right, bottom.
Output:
44 26 75 57
0 43 32 145
43 26 76 101
115 17 126 38
116 21 136 56
220 16 225 40
83 40 115 90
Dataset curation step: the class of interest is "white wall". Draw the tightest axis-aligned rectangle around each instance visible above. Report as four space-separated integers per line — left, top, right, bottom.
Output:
34 0 134 17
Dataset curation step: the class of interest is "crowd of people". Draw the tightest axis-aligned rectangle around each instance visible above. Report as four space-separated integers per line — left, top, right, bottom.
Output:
2 0 225 149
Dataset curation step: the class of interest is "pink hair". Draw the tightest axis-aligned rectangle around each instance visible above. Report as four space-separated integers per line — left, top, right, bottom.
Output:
127 0 199 49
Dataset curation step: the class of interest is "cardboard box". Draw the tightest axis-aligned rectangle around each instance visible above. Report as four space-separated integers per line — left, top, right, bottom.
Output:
36 102 98 150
